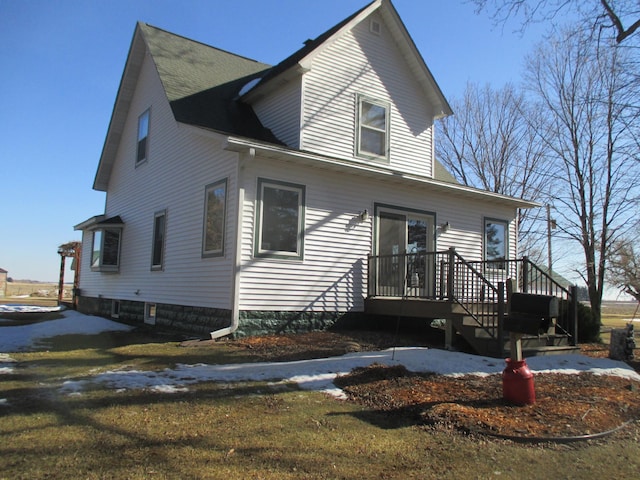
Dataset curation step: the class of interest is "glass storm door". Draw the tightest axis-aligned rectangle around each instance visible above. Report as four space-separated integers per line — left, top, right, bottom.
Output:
377 211 435 297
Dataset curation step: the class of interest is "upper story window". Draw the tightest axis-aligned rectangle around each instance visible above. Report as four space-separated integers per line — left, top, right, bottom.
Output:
255 178 305 260
136 108 150 165
151 210 166 270
356 95 389 161
202 179 227 257
484 218 508 269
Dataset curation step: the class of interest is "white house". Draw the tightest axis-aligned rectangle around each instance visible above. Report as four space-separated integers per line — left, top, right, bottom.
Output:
75 0 551 349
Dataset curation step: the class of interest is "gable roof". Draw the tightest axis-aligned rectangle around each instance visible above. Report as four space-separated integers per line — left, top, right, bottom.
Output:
93 23 280 191
140 24 281 142
241 0 452 119
93 0 453 192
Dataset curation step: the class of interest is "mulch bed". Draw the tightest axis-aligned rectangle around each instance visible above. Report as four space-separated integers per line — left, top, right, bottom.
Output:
222 330 640 440
334 364 640 440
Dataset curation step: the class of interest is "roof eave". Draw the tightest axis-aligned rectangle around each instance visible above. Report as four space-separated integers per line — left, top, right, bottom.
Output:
223 136 539 209
93 23 148 192
379 0 452 118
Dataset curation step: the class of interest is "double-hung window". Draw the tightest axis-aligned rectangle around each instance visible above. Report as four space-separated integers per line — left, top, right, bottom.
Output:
151 210 166 270
484 218 508 269
256 178 305 260
202 179 227 257
136 108 150 165
356 95 389 160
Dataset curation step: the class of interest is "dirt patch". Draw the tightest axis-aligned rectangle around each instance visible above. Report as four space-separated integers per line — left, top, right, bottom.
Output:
215 330 640 440
227 330 439 362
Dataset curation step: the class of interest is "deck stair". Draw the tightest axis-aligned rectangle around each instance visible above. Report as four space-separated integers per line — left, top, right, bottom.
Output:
366 248 579 358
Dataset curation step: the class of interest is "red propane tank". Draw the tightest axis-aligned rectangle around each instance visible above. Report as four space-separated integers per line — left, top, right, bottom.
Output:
502 358 536 406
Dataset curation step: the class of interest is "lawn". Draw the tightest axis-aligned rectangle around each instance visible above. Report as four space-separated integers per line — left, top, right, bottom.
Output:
1 307 639 479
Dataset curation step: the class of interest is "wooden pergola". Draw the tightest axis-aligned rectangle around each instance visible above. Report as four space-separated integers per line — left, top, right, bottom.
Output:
57 241 81 307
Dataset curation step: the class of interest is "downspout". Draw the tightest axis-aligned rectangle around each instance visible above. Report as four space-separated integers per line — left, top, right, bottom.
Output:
210 149 251 339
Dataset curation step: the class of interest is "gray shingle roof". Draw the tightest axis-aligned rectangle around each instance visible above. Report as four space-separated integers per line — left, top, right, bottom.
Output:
139 23 282 143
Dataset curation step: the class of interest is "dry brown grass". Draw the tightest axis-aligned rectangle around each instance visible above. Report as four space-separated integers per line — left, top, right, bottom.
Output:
1 323 639 479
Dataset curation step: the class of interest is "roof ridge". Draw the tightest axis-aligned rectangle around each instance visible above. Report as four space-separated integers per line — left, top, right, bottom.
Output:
138 22 270 67
248 0 378 91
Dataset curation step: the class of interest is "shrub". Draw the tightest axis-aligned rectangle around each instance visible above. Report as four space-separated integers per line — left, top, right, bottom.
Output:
576 302 600 343
558 300 600 343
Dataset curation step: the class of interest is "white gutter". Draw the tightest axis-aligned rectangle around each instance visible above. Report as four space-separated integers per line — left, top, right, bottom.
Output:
209 150 250 339
223 136 540 209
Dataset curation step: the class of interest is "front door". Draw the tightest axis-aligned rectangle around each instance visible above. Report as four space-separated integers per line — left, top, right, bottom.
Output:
377 209 435 297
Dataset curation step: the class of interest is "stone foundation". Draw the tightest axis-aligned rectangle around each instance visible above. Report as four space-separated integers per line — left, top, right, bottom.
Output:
77 295 231 336
76 296 373 337
236 310 366 337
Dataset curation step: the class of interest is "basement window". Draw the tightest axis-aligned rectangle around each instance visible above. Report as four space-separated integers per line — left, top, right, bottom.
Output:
145 303 156 325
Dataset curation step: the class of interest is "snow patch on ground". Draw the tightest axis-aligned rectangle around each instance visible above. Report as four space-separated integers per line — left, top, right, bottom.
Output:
2 309 638 399
57 347 640 400
0 305 65 314
0 309 132 352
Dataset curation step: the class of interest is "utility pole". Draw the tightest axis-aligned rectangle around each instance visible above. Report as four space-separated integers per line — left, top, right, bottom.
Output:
547 204 556 276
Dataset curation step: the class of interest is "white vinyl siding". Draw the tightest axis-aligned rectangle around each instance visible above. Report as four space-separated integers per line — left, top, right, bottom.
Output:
237 154 518 312
252 79 302 148
78 51 236 309
300 13 434 176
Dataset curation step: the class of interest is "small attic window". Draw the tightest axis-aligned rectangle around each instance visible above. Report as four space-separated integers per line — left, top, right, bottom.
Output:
370 19 381 35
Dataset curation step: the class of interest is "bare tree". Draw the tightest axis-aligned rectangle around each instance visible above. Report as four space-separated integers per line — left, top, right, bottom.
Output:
435 82 551 253
607 235 640 301
471 0 640 44
524 27 640 322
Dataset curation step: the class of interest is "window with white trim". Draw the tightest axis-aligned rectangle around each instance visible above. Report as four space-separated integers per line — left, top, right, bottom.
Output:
136 108 150 164
256 179 305 259
145 303 156 325
151 210 166 270
202 179 227 257
356 95 389 160
91 228 121 272
484 218 508 269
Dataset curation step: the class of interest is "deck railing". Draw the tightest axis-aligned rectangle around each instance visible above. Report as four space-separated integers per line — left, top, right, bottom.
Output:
367 249 577 346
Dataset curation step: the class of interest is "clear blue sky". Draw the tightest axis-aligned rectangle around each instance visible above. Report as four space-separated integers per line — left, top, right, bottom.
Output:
0 0 546 281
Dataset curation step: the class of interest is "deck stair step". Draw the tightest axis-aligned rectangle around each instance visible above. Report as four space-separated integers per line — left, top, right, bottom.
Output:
364 295 577 358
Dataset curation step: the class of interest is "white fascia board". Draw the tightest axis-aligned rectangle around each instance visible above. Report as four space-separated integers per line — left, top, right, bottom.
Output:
177 122 231 143
223 136 540 209
93 25 148 192
74 215 106 231
297 0 383 71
